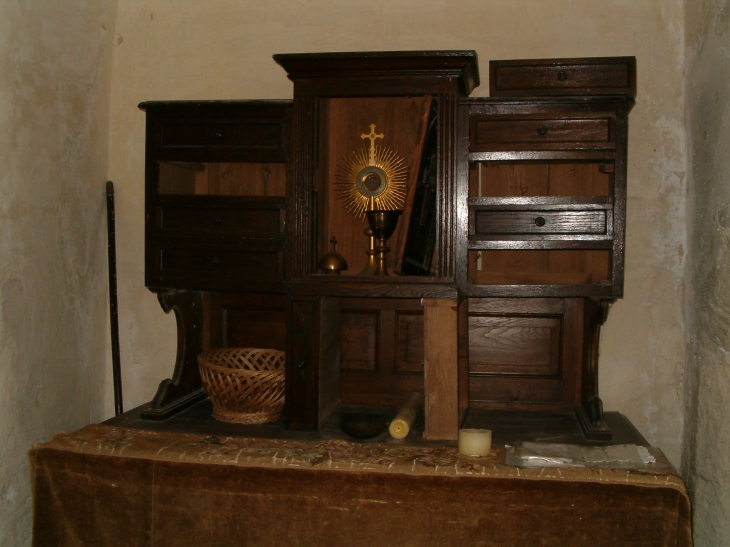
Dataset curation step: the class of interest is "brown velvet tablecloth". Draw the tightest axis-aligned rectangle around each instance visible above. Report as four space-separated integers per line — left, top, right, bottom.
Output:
30 424 691 547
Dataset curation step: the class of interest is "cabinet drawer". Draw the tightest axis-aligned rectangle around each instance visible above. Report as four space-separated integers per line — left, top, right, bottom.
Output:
160 121 284 150
149 240 285 291
473 210 607 236
471 117 612 151
490 57 636 97
156 200 285 237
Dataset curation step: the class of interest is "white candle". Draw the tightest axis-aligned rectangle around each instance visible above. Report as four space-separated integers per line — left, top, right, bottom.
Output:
389 392 424 439
458 428 492 457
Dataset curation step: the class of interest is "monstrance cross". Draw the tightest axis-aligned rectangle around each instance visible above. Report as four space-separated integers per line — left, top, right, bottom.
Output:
361 124 384 166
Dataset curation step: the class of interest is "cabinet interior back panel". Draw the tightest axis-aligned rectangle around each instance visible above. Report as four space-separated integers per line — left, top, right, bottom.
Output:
469 249 611 286
469 162 611 197
321 97 431 275
159 161 286 196
339 298 425 406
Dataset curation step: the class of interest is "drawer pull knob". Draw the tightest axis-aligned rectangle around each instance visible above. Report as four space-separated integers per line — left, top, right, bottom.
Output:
557 71 568 81
213 216 224 225
212 256 222 265
297 360 307 370
537 125 548 136
214 130 224 139
535 216 546 227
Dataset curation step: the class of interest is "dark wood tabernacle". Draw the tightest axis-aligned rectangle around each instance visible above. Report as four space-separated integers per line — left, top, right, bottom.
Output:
138 52 636 442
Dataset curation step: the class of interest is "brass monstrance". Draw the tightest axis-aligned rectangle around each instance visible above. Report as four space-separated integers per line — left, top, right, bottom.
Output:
335 124 407 275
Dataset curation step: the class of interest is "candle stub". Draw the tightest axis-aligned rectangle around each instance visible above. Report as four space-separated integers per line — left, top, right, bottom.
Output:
389 392 424 439
458 428 492 457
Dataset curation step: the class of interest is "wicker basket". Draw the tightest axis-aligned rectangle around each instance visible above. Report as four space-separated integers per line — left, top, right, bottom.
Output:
198 348 285 424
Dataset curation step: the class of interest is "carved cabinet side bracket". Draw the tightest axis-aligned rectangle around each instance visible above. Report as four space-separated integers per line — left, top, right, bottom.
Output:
140 289 206 420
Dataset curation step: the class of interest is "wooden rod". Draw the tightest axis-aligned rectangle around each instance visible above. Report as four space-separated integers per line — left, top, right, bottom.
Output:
106 181 123 416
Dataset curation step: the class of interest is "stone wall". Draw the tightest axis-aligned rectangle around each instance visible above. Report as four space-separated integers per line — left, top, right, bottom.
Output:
0 1 117 545
683 1 730 545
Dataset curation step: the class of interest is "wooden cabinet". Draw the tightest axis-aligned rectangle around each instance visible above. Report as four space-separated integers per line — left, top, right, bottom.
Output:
462 59 634 438
139 53 635 441
138 101 291 419
142 101 291 294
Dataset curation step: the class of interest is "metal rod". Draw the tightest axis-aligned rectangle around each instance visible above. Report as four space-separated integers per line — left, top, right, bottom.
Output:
106 181 123 416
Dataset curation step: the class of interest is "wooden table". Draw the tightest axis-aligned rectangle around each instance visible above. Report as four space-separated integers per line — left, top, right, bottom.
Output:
31 412 691 547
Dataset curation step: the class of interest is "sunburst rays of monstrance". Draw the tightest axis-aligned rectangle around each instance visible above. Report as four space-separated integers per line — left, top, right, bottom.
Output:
334 124 407 275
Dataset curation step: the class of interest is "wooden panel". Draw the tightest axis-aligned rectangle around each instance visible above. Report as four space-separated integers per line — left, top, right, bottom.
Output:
469 163 548 198
423 298 459 440
395 312 424 373
209 293 287 352
469 162 612 198
210 163 286 196
391 97 433 271
159 162 286 196
339 299 424 406
286 297 341 431
322 97 432 275
286 299 317 430
340 311 378 371
225 309 286 351
474 210 607 235
548 163 611 196
490 57 636 97
158 162 201 194
467 298 583 411
468 316 561 376
457 298 469 410
318 297 342 429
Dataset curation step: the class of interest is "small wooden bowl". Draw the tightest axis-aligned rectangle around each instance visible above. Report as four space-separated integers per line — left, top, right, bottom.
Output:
340 412 387 439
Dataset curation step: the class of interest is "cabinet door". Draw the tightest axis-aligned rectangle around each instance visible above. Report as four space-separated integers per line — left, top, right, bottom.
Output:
467 298 583 411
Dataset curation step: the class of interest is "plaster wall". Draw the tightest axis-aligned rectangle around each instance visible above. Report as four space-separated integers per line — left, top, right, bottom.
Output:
0 1 117 545
683 1 730 544
109 0 687 466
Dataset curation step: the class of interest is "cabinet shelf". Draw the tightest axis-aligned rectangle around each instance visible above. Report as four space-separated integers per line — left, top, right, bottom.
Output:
469 150 617 162
468 239 614 249
468 196 613 207
288 276 458 299
467 283 614 298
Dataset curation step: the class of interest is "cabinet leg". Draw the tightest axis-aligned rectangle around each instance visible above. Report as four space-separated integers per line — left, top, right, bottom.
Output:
423 298 459 440
140 289 207 420
576 299 613 440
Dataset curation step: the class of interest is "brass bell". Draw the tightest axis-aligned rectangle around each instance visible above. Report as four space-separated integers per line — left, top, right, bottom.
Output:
318 237 348 275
